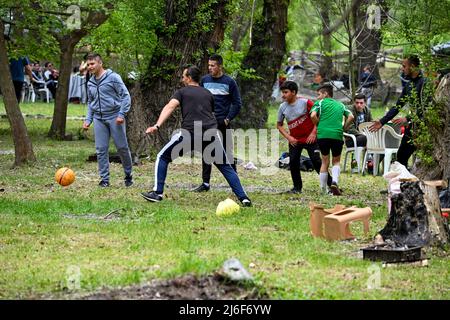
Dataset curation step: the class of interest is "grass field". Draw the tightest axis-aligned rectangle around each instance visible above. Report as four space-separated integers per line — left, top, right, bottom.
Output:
0 101 448 299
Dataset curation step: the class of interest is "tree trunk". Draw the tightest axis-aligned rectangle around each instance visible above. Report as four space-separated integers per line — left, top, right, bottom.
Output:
127 0 230 156
354 0 388 80
48 39 76 140
231 0 253 51
347 29 356 97
319 1 333 78
413 74 450 180
234 0 289 129
379 181 449 247
0 22 36 166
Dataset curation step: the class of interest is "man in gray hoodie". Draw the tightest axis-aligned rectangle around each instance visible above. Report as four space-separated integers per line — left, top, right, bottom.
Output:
82 53 133 187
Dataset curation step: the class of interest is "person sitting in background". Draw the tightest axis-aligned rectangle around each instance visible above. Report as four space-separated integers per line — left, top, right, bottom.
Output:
43 62 58 99
345 93 373 148
31 62 45 89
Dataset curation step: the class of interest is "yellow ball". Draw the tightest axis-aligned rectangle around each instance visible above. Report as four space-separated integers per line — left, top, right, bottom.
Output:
55 167 76 186
216 198 240 217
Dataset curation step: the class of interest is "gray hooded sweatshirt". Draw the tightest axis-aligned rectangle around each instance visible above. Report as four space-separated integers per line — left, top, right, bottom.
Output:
85 69 131 124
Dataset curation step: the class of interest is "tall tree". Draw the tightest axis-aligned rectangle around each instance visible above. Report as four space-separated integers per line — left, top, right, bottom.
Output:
229 0 255 52
318 0 333 78
0 22 36 166
127 0 231 155
234 0 289 129
47 2 113 140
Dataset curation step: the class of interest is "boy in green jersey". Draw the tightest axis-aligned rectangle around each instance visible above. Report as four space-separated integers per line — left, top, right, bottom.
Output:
310 84 354 195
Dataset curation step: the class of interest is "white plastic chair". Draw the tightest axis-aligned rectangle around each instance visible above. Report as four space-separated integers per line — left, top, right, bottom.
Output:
39 85 51 103
34 80 51 103
21 77 33 103
359 122 403 176
343 132 365 174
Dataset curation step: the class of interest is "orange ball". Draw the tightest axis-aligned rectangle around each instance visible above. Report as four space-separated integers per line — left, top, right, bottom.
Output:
55 167 76 186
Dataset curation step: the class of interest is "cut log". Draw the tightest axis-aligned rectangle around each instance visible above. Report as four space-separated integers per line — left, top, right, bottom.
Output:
421 181 450 246
379 181 449 247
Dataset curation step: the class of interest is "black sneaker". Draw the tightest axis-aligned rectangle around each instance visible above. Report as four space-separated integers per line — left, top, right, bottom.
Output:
99 181 110 187
124 174 133 187
191 183 210 192
240 198 252 207
141 191 163 202
330 182 341 196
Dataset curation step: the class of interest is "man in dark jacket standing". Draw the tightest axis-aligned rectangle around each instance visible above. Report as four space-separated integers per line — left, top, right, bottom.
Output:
82 53 133 187
369 55 427 168
192 54 242 192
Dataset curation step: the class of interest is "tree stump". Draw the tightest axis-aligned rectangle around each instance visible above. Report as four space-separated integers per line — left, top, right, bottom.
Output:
379 181 449 247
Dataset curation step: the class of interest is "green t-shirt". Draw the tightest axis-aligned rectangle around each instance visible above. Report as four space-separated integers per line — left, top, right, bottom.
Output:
310 98 351 140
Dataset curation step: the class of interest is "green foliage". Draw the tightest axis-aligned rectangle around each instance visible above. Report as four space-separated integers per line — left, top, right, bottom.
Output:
217 0 263 79
78 0 163 78
1 1 59 62
2 0 119 65
286 0 349 53
287 0 322 52
218 37 259 79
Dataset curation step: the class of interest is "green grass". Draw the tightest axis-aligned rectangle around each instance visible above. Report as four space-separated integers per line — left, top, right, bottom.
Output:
0 102 448 299
0 101 87 118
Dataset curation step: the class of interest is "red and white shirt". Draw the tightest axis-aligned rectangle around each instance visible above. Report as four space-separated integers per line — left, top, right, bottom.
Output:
277 98 315 144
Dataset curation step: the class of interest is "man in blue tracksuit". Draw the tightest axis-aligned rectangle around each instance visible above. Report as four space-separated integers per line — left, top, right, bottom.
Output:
192 54 242 193
82 53 133 187
141 65 251 206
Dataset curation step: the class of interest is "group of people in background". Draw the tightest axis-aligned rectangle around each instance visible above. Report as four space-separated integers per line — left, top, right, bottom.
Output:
8 55 94 104
8 57 60 103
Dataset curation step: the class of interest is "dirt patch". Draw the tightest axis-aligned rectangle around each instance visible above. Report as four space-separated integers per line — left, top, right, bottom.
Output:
75 273 267 300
